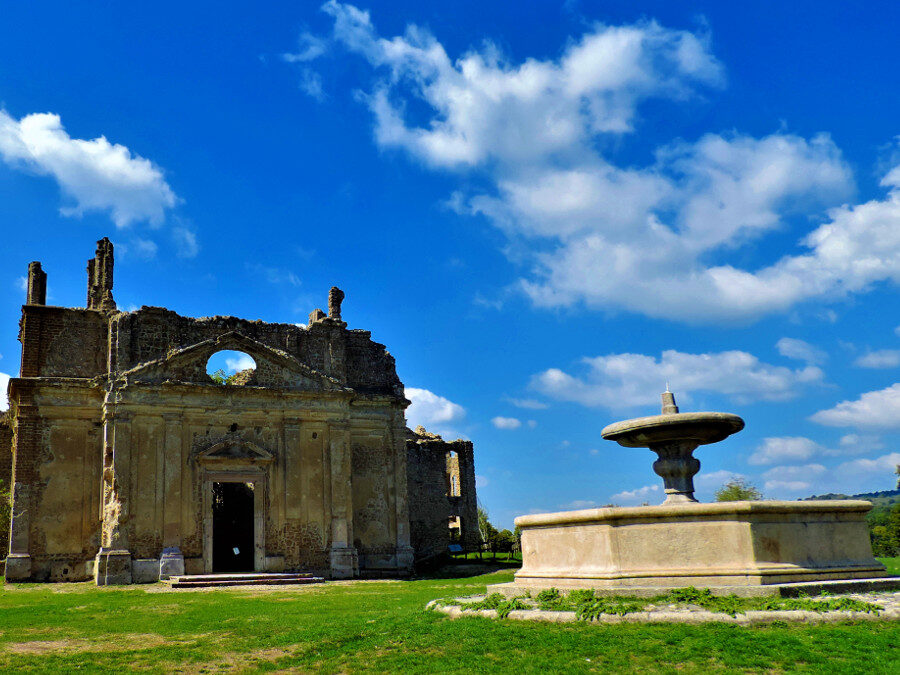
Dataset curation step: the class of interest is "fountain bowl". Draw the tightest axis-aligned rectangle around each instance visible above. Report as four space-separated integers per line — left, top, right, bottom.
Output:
601 412 744 447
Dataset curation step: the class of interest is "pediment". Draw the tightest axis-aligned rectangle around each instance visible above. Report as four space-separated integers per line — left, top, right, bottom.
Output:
196 434 274 464
120 331 350 393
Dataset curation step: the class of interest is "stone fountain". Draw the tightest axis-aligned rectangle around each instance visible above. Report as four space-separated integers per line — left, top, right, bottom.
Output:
491 391 894 597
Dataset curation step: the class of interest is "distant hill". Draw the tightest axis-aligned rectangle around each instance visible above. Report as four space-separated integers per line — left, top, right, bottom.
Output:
802 489 900 508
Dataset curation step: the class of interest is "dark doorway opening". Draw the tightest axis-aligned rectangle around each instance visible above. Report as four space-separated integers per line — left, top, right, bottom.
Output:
212 482 255 573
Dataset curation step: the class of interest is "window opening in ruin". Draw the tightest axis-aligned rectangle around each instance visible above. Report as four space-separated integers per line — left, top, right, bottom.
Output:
212 482 255 573
449 475 460 496
449 516 461 543
206 350 256 385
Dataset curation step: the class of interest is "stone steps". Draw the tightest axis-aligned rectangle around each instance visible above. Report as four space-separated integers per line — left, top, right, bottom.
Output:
167 572 324 588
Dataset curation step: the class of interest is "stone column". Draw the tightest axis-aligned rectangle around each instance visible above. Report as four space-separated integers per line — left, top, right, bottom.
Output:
94 407 133 585
5 402 40 581
327 420 358 578
390 412 414 574
159 414 184 580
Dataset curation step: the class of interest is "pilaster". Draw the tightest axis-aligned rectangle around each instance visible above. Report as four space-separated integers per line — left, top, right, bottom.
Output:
327 419 358 578
95 405 133 584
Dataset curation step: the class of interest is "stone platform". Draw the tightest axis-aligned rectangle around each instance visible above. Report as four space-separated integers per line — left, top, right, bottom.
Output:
496 500 887 595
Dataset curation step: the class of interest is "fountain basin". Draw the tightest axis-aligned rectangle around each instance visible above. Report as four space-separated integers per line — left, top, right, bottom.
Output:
491 500 888 594
601 412 744 447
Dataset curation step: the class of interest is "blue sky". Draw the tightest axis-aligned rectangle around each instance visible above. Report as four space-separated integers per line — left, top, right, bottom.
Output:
2 1 900 528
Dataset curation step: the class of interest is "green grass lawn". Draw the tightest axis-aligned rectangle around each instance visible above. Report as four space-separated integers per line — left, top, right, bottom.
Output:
880 556 900 576
0 566 898 674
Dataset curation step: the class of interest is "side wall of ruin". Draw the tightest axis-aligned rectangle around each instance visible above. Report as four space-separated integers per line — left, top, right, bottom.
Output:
406 433 479 563
0 415 13 558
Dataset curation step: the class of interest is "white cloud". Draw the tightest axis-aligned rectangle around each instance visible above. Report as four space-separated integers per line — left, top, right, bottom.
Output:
776 337 826 365
305 6 900 324
694 469 747 486
764 480 811 492
504 397 548 410
299 69 326 101
492 416 521 430
527 419 537 429
475 474 489 488
836 452 900 477
0 372 9 411
811 383 900 428
225 354 256 372
16 277 27 292
610 484 660 503
839 434 883 453
530 348 822 409
319 2 722 168
749 436 820 465
405 387 466 432
0 110 177 227
282 31 329 63
762 463 827 482
172 226 199 258
854 349 900 369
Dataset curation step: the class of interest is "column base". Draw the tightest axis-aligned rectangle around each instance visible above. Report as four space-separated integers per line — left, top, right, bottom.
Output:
158 547 184 580
94 549 132 585
3 553 32 582
329 546 359 579
395 545 415 575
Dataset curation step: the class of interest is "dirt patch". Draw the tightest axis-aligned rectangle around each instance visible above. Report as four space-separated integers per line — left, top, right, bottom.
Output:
5 633 171 655
168 647 295 673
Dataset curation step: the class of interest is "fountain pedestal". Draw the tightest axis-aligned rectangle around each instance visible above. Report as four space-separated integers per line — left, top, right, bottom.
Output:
490 392 893 597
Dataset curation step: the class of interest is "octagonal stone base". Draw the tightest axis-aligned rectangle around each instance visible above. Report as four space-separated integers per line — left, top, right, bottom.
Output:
503 500 885 592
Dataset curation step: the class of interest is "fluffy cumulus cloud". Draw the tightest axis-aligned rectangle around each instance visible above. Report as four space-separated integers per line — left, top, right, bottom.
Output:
504 397 548 410
811 383 900 428
749 435 874 465
405 387 465 435
854 349 900 369
491 416 522 430
530 349 822 409
610 484 660 504
0 110 177 228
761 463 826 493
0 371 9 411
749 436 821 465
836 452 900 477
225 353 257 373
776 338 827 365
293 4 900 324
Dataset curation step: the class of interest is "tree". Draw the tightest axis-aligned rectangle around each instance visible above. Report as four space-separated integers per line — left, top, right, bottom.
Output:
477 505 496 545
715 478 763 502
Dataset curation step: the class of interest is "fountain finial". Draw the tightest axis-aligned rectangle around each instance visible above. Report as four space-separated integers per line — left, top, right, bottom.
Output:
661 389 679 414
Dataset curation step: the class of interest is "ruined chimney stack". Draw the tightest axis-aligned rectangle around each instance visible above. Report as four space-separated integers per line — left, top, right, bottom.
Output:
26 261 47 305
86 237 116 311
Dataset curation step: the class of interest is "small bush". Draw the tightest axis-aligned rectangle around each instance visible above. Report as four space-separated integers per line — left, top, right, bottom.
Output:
535 588 560 603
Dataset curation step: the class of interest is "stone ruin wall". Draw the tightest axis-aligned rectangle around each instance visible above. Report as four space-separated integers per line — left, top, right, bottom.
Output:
405 428 479 563
0 414 12 557
4 237 477 581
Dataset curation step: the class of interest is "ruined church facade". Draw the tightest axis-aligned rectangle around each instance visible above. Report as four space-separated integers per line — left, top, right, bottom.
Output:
3 239 476 584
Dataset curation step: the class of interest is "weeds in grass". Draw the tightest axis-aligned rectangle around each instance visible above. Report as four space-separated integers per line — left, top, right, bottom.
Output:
448 585 883 620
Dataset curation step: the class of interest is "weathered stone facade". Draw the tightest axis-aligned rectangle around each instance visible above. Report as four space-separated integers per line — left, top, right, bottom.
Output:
3 238 476 583
406 427 478 562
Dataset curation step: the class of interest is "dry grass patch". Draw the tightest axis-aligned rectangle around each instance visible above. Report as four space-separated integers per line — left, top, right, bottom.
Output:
6 633 172 655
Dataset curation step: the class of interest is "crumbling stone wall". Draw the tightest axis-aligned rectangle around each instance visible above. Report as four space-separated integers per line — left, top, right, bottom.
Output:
5 238 419 584
406 427 479 563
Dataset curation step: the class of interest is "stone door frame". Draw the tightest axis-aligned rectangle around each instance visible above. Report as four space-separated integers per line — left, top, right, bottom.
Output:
201 468 266 573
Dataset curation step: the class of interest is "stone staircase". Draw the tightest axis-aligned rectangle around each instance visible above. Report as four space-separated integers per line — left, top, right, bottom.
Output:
167 572 325 589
